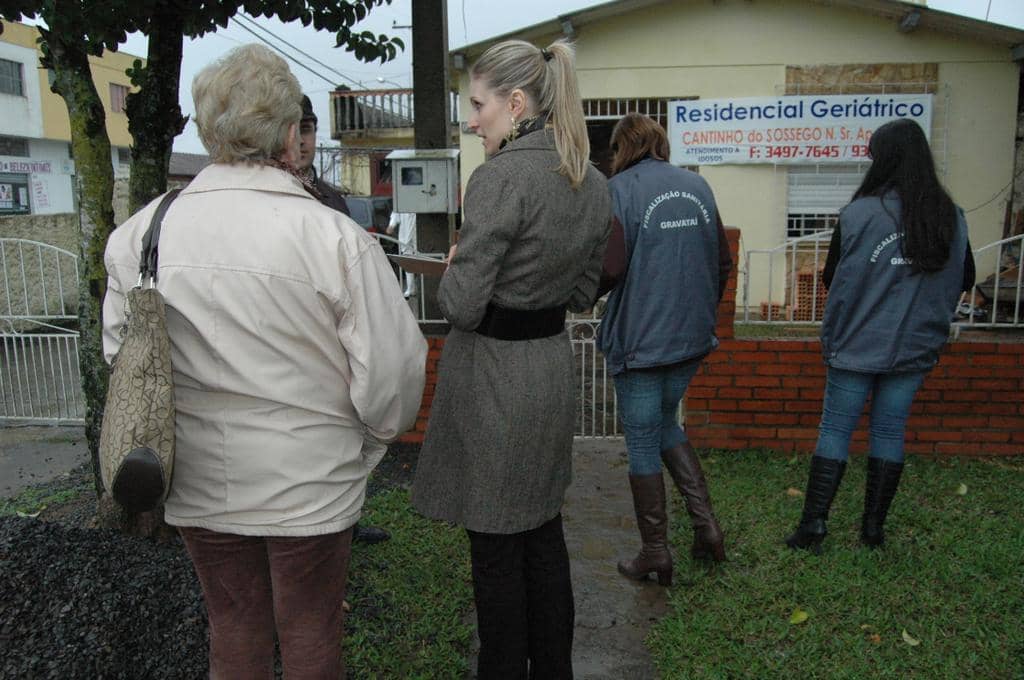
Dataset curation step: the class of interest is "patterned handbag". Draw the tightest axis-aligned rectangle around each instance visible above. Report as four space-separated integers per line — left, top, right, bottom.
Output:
99 189 180 512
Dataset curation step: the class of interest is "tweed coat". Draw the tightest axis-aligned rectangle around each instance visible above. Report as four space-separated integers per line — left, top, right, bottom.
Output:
411 129 612 534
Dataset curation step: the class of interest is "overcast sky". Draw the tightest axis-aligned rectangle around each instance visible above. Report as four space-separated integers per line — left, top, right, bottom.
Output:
98 0 1024 154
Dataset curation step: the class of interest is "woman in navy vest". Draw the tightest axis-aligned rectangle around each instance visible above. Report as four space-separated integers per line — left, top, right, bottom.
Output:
786 118 974 553
598 113 734 585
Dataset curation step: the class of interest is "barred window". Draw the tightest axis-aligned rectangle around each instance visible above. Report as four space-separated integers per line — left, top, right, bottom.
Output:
109 83 129 114
787 214 838 239
0 58 24 97
0 135 30 157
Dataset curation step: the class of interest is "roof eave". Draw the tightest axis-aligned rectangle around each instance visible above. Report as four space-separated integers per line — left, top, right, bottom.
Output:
451 0 1024 63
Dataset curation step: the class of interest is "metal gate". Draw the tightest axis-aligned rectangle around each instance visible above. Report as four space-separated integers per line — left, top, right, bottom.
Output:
570 316 620 438
0 238 84 423
570 312 686 439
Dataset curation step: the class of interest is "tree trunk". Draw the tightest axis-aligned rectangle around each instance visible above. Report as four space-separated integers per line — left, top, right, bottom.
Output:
127 3 186 215
45 29 116 499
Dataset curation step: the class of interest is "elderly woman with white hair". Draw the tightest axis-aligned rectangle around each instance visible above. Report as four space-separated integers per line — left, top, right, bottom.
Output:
101 44 427 677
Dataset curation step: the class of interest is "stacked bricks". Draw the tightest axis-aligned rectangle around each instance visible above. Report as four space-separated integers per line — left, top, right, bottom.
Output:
791 270 828 321
403 227 1024 456
760 301 786 322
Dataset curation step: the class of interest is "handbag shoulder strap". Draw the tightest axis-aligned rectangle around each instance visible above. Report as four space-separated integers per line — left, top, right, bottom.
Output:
139 188 182 282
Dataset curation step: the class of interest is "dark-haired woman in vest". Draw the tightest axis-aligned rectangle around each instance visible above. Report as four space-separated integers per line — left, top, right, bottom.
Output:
786 118 975 553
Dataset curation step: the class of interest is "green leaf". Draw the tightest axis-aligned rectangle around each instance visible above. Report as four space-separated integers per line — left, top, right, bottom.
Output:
789 608 809 624
956 483 968 496
901 629 921 646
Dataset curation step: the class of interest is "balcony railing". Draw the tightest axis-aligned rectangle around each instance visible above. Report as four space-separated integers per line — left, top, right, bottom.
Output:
330 88 459 136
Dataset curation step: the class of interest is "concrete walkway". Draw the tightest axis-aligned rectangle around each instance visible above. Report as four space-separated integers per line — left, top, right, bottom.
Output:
563 439 668 679
463 438 669 679
0 425 88 497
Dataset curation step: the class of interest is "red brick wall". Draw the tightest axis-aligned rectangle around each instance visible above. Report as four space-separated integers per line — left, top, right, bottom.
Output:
404 227 1024 456
690 228 1024 456
400 338 443 445
685 339 1024 456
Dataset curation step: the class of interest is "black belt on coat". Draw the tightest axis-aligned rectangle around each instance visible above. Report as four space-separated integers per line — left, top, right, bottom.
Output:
474 302 567 341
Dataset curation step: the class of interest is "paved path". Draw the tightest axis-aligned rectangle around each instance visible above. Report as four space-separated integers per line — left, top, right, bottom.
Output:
464 439 669 679
564 439 668 679
0 425 87 497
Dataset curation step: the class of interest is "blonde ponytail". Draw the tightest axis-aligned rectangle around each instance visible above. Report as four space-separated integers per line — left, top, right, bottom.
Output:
543 41 589 188
471 39 590 188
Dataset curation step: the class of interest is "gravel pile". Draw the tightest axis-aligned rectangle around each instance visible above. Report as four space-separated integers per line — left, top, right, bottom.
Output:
0 517 208 679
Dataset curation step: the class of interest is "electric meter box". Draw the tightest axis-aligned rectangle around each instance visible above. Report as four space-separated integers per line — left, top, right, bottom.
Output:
386 149 460 214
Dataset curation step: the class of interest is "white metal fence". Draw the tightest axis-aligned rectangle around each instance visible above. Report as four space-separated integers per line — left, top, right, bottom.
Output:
741 231 1024 331
0 239 84 423
568 315 624 438
0 232 695 437
376 233 627 437
957 233 1023 328
742 230 833 324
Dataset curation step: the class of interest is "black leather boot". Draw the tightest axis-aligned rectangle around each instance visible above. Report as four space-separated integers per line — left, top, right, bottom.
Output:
618 473 673 586
786 456 847 554
661 442 726 562
861 457 904 548
353 523 390 544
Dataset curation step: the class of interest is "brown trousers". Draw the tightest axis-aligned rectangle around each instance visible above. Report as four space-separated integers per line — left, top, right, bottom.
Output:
179 526 354 680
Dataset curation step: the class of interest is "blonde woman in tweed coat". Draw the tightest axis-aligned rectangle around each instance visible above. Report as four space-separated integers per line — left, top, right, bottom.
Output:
411 39 611 680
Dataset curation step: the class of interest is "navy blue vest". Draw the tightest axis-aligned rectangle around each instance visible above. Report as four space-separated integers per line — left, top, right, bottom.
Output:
820 193 967 373
598 159 721 375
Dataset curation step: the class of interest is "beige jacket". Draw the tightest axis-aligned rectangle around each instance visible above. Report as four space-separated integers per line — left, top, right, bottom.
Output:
102 163 427 536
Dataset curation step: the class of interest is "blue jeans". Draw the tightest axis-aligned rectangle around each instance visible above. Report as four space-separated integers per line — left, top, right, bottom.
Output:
815 367 927 464
613 359 702 475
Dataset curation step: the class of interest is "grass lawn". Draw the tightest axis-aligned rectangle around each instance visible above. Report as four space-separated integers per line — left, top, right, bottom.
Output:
651 451 1024 679
0 481 90 518
345 488 474 679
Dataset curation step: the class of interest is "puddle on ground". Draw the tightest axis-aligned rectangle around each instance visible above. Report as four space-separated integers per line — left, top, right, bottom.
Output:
580 537 615 559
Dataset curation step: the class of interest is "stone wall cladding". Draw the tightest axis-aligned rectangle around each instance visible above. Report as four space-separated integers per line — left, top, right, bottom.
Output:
785 63 938 94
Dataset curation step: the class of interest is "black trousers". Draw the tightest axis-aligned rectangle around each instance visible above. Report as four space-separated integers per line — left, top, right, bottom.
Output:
466 514 575 680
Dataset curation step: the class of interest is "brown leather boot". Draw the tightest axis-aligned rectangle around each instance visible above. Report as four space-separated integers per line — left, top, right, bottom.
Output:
618 473 673 586
661 442 727 562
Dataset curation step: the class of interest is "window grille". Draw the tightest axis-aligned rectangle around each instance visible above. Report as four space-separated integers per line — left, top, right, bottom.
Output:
787 214 838 239
0 136 30 157
0 58 24 97
582 97 694 127
109 83 129 114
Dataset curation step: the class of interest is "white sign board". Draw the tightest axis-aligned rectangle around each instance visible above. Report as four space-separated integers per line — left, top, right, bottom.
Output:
669 94 933 165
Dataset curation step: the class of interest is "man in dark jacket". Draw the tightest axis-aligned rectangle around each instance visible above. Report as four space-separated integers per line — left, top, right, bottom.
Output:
300 94 390 545
298 95 351 216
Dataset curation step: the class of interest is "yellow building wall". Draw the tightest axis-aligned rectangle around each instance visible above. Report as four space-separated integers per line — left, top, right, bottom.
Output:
1 20 140 147
336 128 415 195
456 0 1019 308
